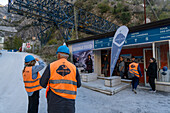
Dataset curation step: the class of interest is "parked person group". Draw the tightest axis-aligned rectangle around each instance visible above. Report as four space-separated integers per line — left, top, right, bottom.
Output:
113 57 131 79
22 45 81 113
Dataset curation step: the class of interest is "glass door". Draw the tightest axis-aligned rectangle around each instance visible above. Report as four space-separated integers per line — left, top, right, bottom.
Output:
143 48 153 86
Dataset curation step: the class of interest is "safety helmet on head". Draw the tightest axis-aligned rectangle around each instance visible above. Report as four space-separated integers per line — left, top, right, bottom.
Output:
163 66 168 71
25 55 35 63
56 45 69 55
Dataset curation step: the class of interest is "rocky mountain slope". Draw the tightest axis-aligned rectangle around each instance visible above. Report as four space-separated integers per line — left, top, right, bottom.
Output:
0 5 39 41
0 0 169 44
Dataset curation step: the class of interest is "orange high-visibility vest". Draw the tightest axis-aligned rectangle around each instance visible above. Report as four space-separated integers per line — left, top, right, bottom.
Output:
129 62 140 77
23 67 42 92
49 58 77 100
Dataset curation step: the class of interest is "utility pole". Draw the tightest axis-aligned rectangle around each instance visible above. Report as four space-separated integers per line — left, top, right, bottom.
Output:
73 0 78 39
32 37 36 53
146 0 159 21
144 0 146 24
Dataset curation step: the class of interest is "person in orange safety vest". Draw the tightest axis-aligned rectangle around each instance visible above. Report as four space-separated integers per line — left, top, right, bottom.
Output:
40 44 81 113
128 56 142 94
23 55 45 113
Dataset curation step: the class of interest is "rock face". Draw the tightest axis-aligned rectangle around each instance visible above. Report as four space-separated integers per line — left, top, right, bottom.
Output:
0 5 39 41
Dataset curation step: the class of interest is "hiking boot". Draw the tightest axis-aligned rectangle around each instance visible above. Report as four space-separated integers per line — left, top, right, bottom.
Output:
133 89 137 94
151 90 156 93
149 90 156 93
149 89 153 91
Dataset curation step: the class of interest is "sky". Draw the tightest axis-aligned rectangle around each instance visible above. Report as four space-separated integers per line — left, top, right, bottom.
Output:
0 0 8 6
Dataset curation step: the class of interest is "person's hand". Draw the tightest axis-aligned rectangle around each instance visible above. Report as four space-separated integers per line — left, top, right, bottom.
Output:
35 58 40 61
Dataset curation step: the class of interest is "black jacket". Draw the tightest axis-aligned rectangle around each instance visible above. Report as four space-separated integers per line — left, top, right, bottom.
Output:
40 63 81 113
147 62 157 78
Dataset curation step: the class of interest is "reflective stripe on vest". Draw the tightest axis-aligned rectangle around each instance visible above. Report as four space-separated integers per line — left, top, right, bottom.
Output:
50 87 77 95
49 80 77 86
129 63 140 77
24 78 40 83
23 67 42 92
49 58 77 100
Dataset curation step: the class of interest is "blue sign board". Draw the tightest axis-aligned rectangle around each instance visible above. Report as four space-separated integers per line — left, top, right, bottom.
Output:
94 25 170 49
72 40 94 53
94 37 112 49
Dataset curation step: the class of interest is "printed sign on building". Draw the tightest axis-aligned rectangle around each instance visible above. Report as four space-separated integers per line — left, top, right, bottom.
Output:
72 41 94 72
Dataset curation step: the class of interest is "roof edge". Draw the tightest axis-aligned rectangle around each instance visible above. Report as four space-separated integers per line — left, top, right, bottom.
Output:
67 18 170 45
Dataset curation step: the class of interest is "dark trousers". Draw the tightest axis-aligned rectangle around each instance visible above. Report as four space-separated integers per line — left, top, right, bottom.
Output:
132 76 139 90
149 77 156 91
120 71 124 79
28 90 40 113
47 90 75 113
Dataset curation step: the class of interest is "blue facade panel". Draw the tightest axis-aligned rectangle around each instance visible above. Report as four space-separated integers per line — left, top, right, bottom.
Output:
94 25 170 49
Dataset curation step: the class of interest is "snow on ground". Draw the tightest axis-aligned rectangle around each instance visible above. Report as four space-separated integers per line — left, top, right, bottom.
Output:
76 87 170 113
0 52 47 113
1 52 170 113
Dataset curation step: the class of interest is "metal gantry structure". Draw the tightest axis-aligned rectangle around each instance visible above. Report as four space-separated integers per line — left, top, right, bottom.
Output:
8 0 118 44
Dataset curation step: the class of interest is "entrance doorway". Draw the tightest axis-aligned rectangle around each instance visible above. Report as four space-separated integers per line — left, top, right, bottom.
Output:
101 49 111 77
143 48 153 86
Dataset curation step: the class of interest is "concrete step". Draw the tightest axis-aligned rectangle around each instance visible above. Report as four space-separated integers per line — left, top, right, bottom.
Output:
81 73 97 82
105 76 121 87
82 79 130 95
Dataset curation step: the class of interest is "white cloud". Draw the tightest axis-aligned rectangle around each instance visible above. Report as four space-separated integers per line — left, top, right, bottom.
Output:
0 0 8 6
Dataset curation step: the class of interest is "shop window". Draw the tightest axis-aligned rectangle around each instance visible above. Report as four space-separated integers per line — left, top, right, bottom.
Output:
157 43 170 82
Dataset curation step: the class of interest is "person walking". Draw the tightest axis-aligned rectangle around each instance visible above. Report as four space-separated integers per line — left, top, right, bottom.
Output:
22 55 45 113
85 54 93 73
119 56 125 79
147 58 157 93
40 45 81 113
129 56 143 94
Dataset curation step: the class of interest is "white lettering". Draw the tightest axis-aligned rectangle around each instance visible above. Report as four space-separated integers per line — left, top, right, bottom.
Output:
146 37 148 41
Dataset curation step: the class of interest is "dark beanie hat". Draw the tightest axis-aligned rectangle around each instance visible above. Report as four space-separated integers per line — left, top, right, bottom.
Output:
151 58 156 63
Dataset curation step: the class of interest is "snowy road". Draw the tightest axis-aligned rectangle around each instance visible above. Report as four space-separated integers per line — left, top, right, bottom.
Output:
1 52 170 113
0 52 47 113
76 87 170 113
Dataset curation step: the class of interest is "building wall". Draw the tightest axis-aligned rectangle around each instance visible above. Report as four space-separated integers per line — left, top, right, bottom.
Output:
0 44 4 49
94 50 101 75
